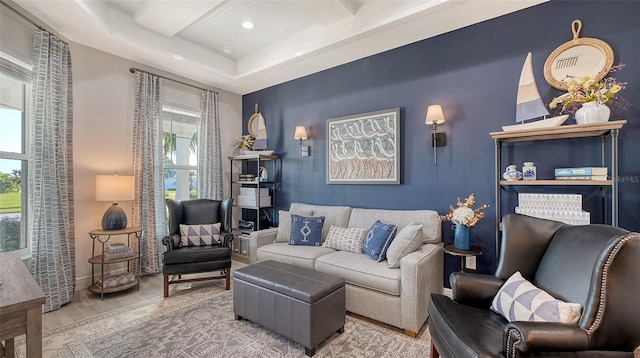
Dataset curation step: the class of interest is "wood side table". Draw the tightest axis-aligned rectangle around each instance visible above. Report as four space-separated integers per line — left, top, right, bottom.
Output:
443 243 482 272
0 252 46 358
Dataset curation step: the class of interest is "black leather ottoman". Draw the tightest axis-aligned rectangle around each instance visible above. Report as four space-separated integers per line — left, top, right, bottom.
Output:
233 260 346 356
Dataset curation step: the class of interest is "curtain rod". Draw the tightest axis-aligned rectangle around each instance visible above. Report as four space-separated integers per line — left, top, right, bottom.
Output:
129 67 218 94
1 1 47 31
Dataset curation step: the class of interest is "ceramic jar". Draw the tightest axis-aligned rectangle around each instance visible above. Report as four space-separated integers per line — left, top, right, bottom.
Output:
522 162 536 181
503 164 522 181
575 101 610 125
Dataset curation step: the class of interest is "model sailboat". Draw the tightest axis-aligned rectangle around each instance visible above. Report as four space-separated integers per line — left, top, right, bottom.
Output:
253 112 268 150
502 52 568 131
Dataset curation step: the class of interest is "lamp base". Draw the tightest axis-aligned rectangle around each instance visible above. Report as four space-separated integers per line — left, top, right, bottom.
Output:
101 202 128 230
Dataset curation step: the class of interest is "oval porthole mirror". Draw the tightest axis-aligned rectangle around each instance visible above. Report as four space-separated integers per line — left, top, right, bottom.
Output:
543 20 614 90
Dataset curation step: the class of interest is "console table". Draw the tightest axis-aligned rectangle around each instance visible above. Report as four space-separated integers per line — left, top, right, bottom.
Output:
0 252 46 358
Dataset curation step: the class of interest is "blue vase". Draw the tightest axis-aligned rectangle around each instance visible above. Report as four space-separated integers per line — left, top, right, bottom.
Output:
454 225 471 250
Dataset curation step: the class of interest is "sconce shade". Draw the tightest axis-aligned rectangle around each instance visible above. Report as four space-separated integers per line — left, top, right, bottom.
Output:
96 174 134 230
294 126 308 140
425 105 445 125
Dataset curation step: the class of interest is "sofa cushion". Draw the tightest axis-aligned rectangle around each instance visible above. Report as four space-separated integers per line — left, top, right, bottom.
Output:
274 209 313 243
257 243 336 270
362 220 397 262
179 223 221 247
290 203 352 242
289 215 325 246
386 224 423 268
322 225 368 253
490 271 582 324
348 208 441 244
315 251 401 296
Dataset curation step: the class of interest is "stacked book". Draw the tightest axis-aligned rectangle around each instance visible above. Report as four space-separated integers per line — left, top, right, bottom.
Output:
516 193 590 225
105 243 134 260
238 187 271 207
555 167 608 181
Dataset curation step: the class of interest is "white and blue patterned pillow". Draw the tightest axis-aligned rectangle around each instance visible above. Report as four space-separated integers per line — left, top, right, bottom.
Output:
179 223 221 247
289 214 325 246
322 225 368 253
362 220 398 262
490 271 582 324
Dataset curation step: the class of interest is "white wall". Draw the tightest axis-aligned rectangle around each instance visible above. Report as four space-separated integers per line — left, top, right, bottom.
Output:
71 43 241 288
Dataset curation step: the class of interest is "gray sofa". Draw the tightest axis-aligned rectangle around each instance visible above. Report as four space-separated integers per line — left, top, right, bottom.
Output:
249 203 443 337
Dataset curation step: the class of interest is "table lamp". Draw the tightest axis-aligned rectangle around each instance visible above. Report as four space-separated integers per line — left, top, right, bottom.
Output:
96 174 135 230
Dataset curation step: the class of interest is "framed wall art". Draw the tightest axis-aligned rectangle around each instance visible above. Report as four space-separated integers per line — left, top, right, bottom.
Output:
326 108 400 184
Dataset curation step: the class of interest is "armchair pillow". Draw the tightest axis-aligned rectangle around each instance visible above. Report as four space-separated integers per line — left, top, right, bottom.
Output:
289 214 325 246
490 271 582 324
386 224 423 268
274 209 313 243
362 220 398 262
179 223 221 247
323 225 368 253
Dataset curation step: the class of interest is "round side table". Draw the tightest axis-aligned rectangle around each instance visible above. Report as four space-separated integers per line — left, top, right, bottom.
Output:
443 243 482 272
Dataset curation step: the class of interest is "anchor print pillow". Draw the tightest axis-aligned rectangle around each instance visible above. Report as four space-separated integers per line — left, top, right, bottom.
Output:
289 214 325 246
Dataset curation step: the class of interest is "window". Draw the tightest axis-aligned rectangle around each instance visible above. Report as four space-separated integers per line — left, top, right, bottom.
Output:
0 73 29 254
162 105 199 200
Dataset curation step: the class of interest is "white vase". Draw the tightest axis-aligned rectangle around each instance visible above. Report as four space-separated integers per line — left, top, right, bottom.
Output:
574 101 610 125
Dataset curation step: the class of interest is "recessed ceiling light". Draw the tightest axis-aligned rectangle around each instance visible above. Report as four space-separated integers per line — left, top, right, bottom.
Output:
242 21 254 29
173 55 185 61
223 47 233 55
293 51 304 57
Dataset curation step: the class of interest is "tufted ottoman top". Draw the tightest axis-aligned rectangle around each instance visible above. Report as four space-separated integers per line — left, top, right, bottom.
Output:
233 260 344 304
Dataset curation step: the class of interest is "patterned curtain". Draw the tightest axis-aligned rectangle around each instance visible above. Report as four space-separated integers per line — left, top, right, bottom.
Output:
29 30 75 312
131 72 165 273
198 90 223 200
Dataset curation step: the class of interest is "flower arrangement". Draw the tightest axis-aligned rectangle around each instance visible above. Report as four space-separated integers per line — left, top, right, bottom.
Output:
548 64 629 115
441 193 489 227
234 134 255 150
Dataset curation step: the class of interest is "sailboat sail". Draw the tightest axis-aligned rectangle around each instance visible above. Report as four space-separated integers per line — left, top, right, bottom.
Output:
502 52 569 132
516 52 550 123
253 113 268 150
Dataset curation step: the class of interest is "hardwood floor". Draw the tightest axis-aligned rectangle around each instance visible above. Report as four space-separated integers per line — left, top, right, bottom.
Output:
42 260 247 332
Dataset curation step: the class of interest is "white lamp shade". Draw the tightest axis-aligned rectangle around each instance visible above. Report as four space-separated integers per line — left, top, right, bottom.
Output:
96 175 135 202
294 126 308 140
425 105 445 125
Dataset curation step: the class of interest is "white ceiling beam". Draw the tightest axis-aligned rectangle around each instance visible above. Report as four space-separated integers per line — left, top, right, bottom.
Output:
294 0 355 27
133 0 224 37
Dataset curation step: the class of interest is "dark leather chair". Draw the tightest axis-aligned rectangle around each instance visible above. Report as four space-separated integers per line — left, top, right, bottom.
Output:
428 213 640 357
162 198 234 297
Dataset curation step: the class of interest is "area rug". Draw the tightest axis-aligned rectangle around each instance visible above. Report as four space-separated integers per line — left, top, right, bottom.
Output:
16 284 431 357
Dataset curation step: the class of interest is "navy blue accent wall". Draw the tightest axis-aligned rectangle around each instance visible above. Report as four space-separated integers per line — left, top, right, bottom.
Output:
242 1 640 283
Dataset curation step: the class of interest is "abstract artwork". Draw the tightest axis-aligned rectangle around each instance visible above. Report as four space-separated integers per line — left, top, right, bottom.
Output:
326 108 400 184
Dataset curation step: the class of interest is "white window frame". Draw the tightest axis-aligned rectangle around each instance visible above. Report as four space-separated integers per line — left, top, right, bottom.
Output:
162 104 200 201
0 70 31 258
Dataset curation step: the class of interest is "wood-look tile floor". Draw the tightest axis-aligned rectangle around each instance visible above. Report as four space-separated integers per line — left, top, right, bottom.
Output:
42 260 247 332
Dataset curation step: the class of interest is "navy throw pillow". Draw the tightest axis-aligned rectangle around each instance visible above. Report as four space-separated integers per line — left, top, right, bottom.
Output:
289 214 325 246
362 220 398 262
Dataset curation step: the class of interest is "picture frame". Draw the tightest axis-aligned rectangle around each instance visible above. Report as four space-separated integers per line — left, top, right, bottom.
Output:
326 108 400 184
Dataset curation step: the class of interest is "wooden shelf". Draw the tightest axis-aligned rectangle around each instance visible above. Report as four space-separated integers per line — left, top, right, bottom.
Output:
499 180 612 186
228 154 278 160
489 120 626 143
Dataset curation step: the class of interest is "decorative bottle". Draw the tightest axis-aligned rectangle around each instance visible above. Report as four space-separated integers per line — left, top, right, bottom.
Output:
522 162 536 181
503 164 522 181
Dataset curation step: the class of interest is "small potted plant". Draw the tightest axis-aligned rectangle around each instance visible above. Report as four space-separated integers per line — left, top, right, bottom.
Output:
441 193 489 250
234 134 255 154
548 64 630 124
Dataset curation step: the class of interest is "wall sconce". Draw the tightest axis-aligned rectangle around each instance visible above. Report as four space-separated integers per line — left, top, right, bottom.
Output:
425 104 446 165
294 126 310 157
96 173 135 230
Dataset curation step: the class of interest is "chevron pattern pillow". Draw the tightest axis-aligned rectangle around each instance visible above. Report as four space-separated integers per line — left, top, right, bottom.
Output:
490 271 582 323
322 225 368 253
179 223 221 247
